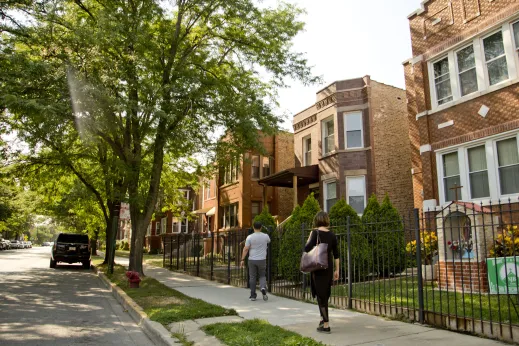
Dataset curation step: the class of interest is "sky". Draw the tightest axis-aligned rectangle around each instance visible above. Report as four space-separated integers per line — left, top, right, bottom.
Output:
267 0 421 131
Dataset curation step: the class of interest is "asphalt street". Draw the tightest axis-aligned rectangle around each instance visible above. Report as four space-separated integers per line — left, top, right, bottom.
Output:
0 247 154 345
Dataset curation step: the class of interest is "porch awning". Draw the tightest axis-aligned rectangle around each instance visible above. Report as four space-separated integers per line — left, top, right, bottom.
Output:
258 165 319 188
192 206 215 215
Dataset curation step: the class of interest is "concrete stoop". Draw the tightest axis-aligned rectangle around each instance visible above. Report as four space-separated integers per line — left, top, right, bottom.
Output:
169 316 244 346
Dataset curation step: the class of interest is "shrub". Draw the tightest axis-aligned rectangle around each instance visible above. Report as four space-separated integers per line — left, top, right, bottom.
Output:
122 241 130 251
406 231 438 265
489 225 519 257
372 195 406 276
115 240 122 251
253 206 279 268
329 199 372 281
278 194 320 278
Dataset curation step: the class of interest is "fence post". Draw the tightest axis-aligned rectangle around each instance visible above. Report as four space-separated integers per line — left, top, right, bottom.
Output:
414 208 425 324
210 230 215 281
196 234 200 277
347 216 353 309
163 236 166 267
301 223 306 300
227 234 231 285
267 227 272 293
183 233 187 272
176 234 180 270
169 236 173 269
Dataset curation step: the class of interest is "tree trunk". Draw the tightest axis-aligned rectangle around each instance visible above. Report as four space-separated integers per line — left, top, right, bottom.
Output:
90 227 99 256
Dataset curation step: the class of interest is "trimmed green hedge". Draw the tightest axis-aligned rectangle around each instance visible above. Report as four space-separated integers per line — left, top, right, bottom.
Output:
253 206 278 267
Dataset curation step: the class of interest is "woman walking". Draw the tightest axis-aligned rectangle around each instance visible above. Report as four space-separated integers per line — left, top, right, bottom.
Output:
304 211 339 333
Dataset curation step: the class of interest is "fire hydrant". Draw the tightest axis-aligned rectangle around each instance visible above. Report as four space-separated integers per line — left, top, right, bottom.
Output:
126 271 141 288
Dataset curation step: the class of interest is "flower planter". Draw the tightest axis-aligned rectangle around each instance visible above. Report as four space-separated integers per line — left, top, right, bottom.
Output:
126 271 141 289
421 264 437 281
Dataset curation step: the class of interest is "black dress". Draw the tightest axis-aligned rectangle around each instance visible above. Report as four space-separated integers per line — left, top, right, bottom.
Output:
304 229 339 323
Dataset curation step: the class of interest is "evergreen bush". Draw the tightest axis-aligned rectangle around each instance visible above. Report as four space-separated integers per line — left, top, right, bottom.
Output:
278 194 320 278
253 206 278 268
328 199 371 281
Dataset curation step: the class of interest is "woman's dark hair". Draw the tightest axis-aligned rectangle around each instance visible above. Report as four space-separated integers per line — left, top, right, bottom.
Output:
313 211 330 228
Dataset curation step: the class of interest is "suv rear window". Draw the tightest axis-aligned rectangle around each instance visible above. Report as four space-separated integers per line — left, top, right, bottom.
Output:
57 234 89 244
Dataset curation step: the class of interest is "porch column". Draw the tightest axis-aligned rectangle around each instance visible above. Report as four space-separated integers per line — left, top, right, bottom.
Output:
293 175 298 209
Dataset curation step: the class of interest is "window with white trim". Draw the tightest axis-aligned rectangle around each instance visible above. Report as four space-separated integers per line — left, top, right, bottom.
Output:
467 145 490 199
442 152 462 202
251 201 261 220
437 133 519 204
324 181 337 212
251 155 260 179
322 118 334 155
344 112 363 149
433 57 453 105
147 224 151 236
155 221 160 235
180 217 188 233
303 136 311 166
456 45 478 96
513 21 519 57
205 182 211 199
483 31 509 86
346 176 366 214
496 137 519 195
262 157 271 177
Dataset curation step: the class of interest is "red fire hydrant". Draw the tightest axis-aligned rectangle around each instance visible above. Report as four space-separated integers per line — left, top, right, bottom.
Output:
126 271 141 288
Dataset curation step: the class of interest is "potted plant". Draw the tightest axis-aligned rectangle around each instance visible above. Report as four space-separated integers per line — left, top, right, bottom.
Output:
406 230 438 281
126 271 141 288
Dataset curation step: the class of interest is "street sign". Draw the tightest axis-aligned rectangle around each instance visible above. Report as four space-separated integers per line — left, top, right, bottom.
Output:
487 257 519 294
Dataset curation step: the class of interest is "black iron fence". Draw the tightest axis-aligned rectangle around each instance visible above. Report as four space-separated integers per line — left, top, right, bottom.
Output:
162 198 519 343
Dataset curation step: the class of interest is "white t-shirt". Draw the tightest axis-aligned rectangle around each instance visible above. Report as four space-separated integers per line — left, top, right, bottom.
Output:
245 232 271 260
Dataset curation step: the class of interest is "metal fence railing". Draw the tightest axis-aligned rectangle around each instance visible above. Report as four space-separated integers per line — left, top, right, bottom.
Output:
162 197 519 343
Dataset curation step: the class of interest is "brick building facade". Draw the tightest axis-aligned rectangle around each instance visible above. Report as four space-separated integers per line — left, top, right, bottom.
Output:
404 0 519 210
260 76 413 216
196 132 294 235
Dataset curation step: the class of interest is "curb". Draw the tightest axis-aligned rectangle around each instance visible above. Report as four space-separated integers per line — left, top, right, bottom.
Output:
92 265 179 346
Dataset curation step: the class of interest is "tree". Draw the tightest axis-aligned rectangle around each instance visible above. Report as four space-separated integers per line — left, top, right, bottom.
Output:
328 199 371 282
278 193 320 278
376 194 406 276
253 205 278 269
1 0 317 275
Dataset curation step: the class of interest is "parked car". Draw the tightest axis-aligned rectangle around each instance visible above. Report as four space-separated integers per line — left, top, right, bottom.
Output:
50 233 90 269
0 239 7 250
42 241 52 247
3 240 11 249
10 240 21 249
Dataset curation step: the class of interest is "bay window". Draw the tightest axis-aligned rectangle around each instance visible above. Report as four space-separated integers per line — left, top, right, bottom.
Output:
322 118 335 155
456 45 478 96
483 31 509 86
433 57 453 105
324 181 337 212
468 146 490 199
443 152 461 202
497 137 519 195
345 112 363 149
437 134 519 204
346 176 366 214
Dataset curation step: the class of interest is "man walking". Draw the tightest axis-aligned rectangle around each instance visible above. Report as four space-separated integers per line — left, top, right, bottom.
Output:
240 221 270 301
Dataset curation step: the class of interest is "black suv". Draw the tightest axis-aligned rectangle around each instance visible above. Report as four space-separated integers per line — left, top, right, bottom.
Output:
50 233 90 269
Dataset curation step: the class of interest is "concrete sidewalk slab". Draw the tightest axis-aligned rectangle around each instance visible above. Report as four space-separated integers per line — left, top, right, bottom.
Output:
113 256 506 345
142 265 506 346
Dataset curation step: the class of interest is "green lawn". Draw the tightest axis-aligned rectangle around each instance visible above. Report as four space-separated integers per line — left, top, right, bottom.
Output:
95 263 237 326
331 277 519 324
202 319 326 346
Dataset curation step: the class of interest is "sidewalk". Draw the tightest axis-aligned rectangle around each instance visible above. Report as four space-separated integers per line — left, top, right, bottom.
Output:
114 256 504 346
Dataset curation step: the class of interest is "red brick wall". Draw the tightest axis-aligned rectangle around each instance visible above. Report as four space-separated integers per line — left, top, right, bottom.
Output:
438 261 489 293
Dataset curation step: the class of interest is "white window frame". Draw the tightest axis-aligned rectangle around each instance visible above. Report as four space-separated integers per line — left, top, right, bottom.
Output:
346 176 366 215
427 20 519 111
481 29 510 88
436 132 519 206
161 217 167 234
147 224 151 236
454 43 479 97
464 143 491 200
344 111 364 149
303 135 312 166
323 180 337 212
321 116 335 156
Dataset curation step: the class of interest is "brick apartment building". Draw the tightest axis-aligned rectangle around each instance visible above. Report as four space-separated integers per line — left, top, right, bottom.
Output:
145 187 198 251
196 132 294 235
404 0 519 211
259 76 414 216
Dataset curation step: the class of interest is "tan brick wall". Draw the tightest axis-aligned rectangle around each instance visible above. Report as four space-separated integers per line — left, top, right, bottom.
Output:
274 132 295 222
370 81 414 215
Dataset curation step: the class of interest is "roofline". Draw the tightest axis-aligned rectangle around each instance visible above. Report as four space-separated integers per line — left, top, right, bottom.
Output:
315 75 370 95
408 0 430 19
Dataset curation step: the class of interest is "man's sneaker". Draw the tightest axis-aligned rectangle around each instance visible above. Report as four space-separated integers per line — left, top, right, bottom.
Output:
249 296 256 301
316 326 331 334
261 288 268 301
